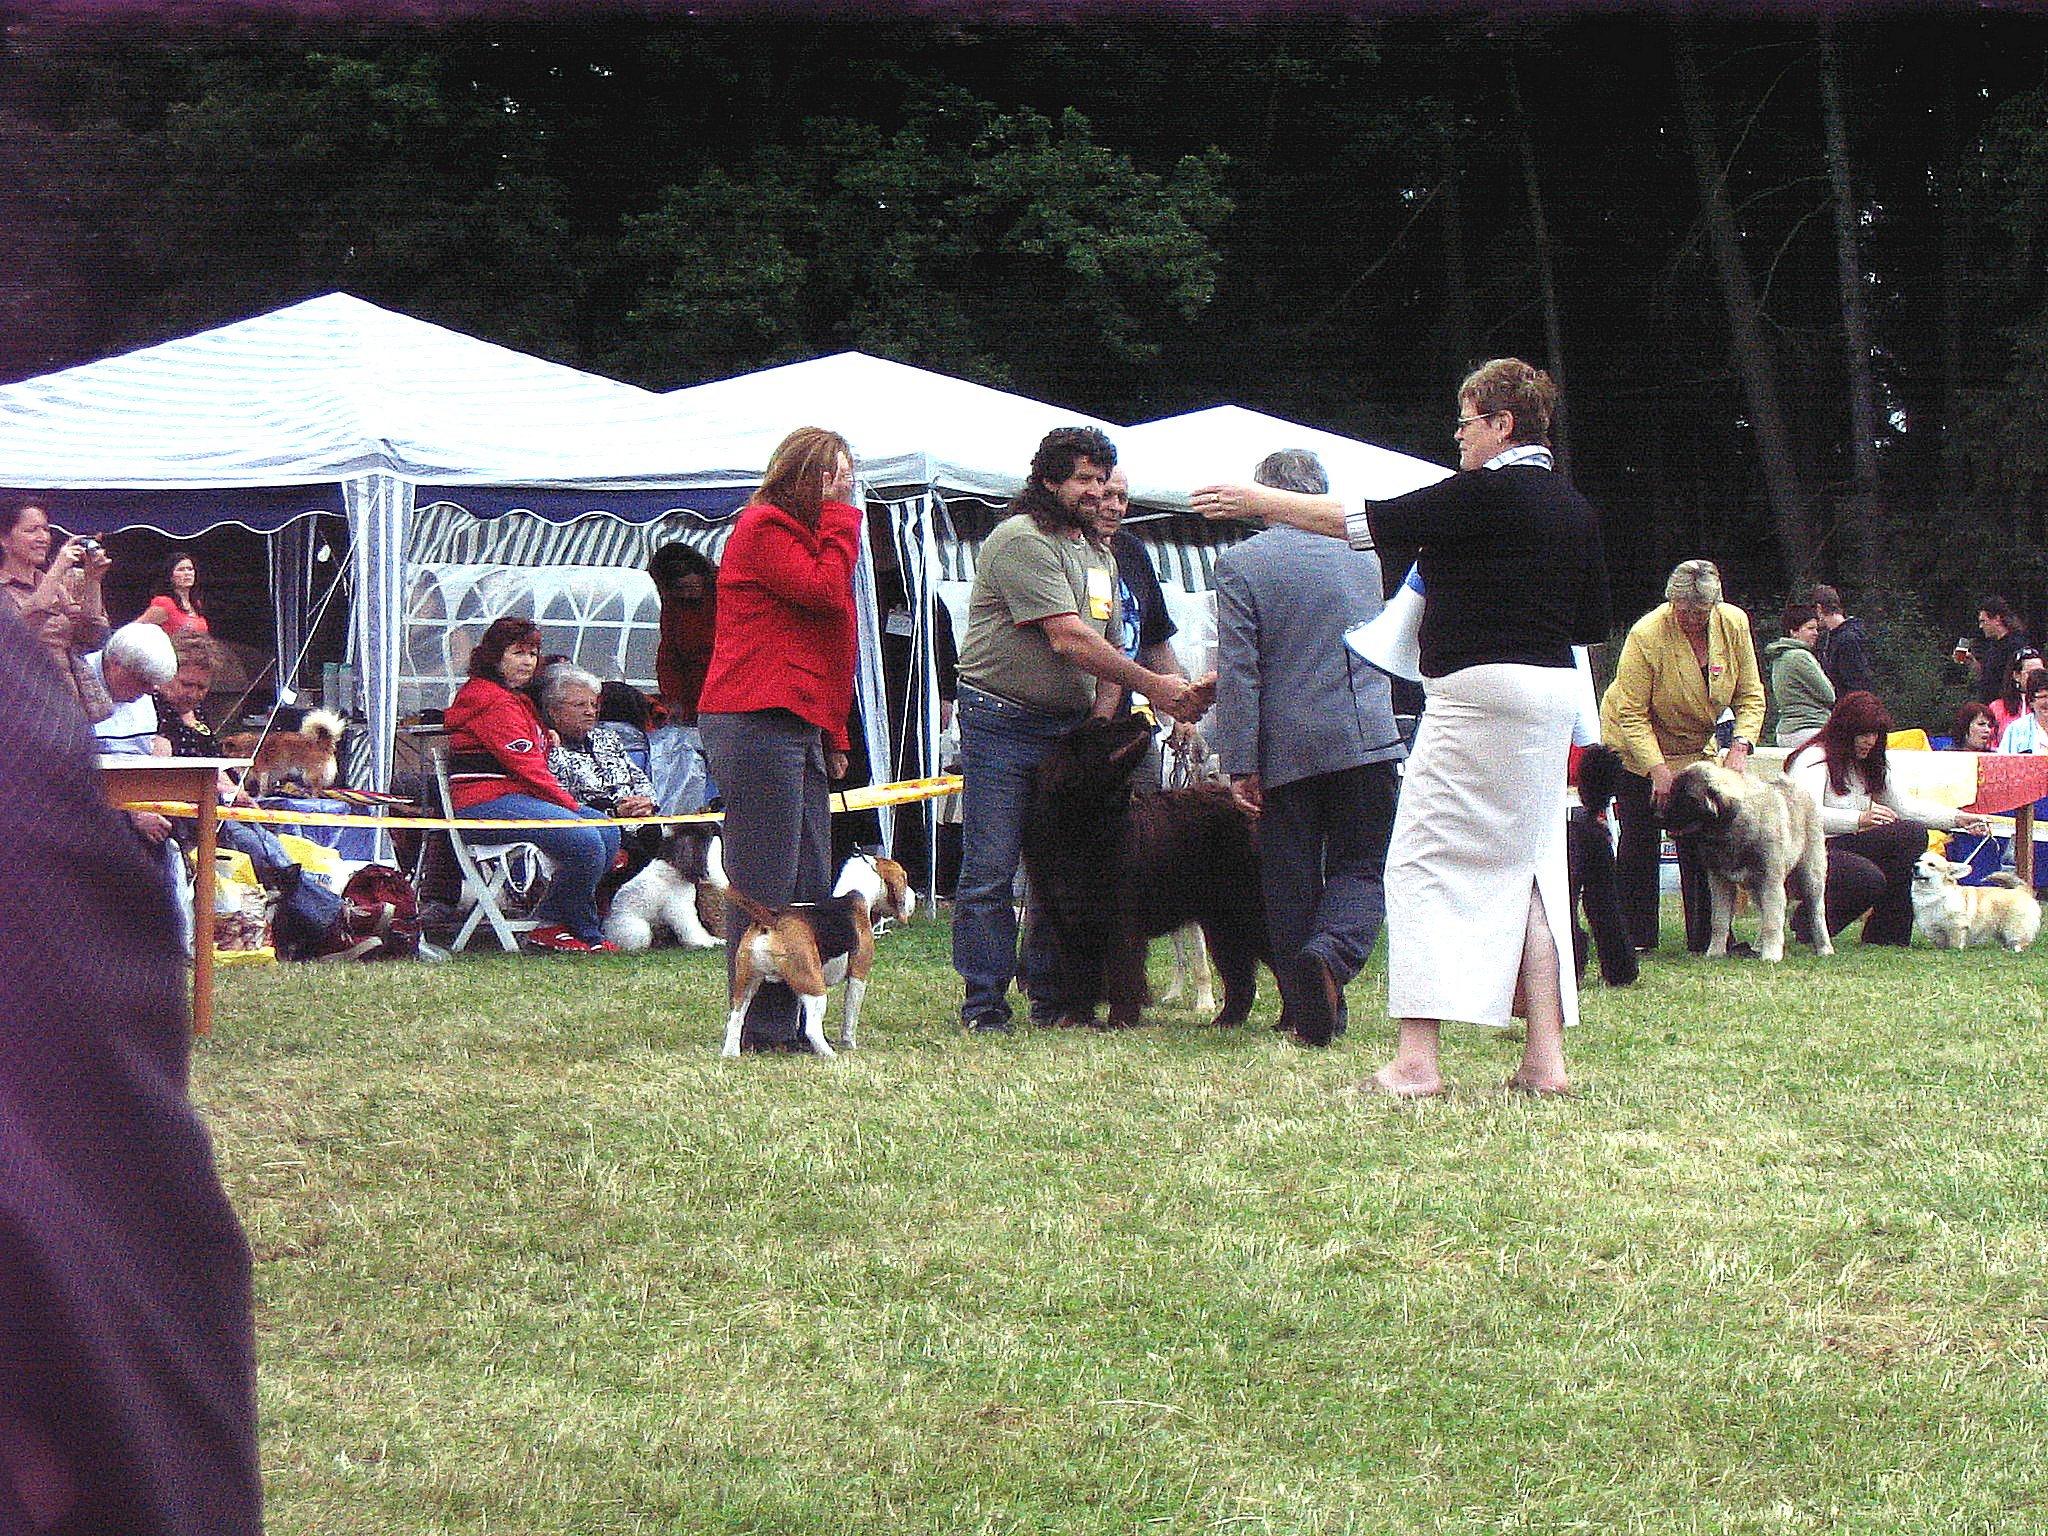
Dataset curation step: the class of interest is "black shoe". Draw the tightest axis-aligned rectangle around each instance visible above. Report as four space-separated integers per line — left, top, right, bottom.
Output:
965 1011 1014 1034
1290 953 1343 1048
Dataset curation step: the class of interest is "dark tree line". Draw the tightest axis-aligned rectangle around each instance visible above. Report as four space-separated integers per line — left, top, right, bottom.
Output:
7 9 2048 723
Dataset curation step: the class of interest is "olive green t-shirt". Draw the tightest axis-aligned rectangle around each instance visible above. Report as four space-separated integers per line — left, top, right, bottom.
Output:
958 513 1119 715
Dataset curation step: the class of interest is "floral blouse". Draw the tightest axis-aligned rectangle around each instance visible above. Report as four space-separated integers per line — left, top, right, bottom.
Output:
547 725 655 814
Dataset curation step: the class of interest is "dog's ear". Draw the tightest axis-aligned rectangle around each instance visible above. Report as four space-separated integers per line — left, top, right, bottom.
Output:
1945 858 1974 879
1105 724 1153 782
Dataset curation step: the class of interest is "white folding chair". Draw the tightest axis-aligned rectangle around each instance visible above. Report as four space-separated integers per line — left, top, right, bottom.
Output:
430 749 555 953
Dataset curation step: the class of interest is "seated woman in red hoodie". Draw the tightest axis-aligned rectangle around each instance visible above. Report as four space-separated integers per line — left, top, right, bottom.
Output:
698 426 863 1050
444 616 622 953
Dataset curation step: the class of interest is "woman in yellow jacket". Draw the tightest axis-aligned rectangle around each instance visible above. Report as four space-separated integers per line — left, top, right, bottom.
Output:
1598 558 1767 954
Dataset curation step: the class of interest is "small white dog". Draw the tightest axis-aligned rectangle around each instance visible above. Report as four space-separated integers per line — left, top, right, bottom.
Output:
604 828 726 952
1910 852 2041 952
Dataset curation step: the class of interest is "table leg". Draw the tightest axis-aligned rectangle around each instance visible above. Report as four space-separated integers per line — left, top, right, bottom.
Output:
193 794 218 1037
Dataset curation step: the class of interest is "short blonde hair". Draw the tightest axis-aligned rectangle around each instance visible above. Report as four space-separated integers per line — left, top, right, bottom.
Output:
1665 559 1723 610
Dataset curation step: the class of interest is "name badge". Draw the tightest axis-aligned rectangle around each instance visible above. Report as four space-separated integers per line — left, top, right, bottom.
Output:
1086 565 1114 623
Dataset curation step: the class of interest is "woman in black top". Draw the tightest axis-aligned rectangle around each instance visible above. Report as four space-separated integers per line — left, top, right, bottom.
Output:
1194 359 1610 1098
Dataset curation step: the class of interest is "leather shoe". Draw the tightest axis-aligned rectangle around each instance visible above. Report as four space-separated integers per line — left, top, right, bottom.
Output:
1290 952 1343 1048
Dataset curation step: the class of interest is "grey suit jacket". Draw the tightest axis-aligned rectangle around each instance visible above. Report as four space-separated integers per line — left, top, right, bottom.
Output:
1212 524 1405 790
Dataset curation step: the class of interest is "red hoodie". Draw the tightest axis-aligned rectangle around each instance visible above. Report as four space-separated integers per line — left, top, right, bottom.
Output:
697 498 862 750
443 676 578 812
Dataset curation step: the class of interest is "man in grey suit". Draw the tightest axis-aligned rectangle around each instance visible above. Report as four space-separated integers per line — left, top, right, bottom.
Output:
1212 449 1406 1047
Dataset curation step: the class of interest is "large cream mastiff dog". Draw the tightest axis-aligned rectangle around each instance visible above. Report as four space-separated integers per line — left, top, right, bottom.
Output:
1664 762 1833 963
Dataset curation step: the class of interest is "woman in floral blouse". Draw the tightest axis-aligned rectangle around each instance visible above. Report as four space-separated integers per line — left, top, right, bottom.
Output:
538 664 657 818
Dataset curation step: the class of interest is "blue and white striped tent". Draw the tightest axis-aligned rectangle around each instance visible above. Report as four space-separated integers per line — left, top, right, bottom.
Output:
0 294 847 795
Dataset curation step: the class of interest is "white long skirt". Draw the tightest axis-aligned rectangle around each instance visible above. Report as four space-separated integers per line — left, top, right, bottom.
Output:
1385 662 1580 1029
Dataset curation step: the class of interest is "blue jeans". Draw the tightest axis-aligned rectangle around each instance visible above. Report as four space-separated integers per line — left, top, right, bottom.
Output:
463 794 619 943
951 684 1086 1025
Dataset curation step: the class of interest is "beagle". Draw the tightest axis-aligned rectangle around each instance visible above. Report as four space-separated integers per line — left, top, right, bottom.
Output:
720 854 916 1058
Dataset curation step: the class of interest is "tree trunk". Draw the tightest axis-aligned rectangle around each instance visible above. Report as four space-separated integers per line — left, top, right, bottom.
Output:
1504 51 1570 474
1819 18 1883 601
1671 17 1816 579
1439 124 1476 386
1938 34 1970 514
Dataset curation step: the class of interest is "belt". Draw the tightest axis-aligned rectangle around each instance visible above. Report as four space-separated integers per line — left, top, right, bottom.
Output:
957 680 1085 722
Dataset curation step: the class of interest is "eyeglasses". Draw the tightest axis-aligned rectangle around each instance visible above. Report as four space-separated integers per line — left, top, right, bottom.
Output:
1455 412 1500 431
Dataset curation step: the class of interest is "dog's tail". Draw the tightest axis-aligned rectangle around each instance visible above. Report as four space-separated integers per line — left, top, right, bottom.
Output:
298 708 346 745
725 886 779 929
1985 872 2031 890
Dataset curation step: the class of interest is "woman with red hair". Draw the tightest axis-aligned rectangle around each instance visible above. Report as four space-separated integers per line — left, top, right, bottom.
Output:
1785 691 1989 944
444 616 622 953
698 427 863 1051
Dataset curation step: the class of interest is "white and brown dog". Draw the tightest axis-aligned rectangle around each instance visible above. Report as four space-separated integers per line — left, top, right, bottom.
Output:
1910 852 2041 952
604 827 727 952
720 854 916 1059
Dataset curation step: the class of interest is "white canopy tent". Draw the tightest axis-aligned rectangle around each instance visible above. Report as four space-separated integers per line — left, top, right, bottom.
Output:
0 294 901 796
1112 403 1453 509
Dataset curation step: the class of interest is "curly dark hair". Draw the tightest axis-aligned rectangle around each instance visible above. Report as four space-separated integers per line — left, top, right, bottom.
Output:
1012 426 1117 535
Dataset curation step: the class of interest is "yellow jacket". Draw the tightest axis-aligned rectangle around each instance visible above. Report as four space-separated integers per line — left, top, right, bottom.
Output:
1599 602 1766 776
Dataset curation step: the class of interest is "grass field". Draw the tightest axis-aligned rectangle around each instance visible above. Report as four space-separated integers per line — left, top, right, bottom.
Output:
197 908 2048 1534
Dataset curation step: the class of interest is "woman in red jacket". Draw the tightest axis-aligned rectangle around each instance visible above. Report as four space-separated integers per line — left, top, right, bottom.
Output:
445 617 621 953
698 426 863 1050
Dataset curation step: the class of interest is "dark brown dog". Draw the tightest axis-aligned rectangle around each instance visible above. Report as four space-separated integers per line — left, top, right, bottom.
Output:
1023 714 1270 1028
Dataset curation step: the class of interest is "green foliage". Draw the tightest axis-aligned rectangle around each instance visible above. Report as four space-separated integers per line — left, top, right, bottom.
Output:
1855 578 1966 734
15 12 2048 625
618 88 1229 387
203 913 2048 1533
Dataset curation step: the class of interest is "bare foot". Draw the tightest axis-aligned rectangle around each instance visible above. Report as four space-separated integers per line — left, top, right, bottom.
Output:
1367 1060 1450 1099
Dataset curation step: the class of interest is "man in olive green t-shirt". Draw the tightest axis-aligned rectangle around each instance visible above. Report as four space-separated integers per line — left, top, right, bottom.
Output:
952 426 1213 1034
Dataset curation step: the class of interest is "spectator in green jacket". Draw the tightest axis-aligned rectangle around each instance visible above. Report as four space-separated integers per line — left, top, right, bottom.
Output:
1768 602 1836 749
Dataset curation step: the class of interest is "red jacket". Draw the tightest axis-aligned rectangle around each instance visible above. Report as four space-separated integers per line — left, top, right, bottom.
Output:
655 595 717 723
443 676 579 811
697 498 861 750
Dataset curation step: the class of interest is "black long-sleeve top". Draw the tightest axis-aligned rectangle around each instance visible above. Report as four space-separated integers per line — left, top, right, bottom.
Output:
1367 465 1611 679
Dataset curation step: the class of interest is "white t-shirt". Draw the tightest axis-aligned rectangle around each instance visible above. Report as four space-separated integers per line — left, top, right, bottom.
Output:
83 652 159 755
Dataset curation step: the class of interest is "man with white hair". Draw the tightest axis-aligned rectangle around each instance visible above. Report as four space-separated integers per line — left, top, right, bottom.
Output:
1212 448 1405 1047
85 622 178 756
83 623 191 949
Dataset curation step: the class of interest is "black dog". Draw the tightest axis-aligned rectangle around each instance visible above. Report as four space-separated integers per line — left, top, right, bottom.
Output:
1022 714 1271 1028
1569 743 1639 986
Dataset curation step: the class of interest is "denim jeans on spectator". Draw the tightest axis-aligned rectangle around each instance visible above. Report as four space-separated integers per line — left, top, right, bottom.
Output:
463 793 620 943
951 683 1087 1026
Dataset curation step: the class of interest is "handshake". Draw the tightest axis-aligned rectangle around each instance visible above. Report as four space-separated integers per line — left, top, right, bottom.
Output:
1147 671 1217 724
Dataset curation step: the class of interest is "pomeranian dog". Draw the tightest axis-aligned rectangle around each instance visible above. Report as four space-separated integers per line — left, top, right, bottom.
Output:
222 709 345 797
1910 851 2041 952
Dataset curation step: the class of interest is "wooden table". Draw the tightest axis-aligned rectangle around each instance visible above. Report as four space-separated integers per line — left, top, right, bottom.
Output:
99 756 248 1037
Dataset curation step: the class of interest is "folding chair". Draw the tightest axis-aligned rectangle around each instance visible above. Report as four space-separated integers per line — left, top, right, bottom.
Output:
430 749 555 953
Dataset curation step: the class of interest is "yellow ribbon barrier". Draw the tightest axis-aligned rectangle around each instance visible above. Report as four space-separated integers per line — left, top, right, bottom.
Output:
120 774 963 832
